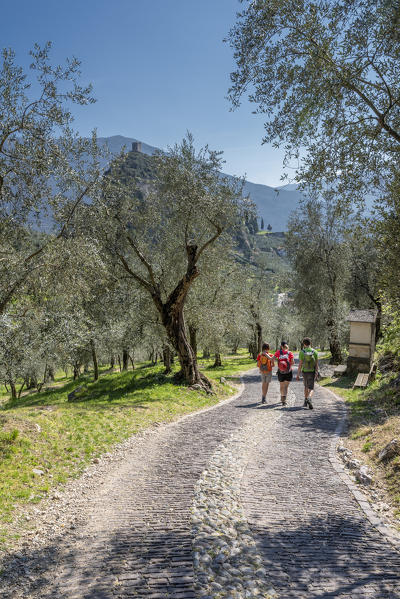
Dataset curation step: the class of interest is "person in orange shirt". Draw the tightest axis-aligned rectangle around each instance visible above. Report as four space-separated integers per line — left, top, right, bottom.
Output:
257 342 275 404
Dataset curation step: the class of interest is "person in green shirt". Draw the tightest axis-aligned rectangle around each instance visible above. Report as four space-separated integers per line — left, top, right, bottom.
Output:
297 337 319 409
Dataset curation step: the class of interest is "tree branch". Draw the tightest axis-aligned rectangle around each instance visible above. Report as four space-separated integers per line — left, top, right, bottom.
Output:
111 212 160 293
0 92 46 154
196 225 223 260
0 262 42 315
301 32 400 144
114 250 155 295
125 233 159 292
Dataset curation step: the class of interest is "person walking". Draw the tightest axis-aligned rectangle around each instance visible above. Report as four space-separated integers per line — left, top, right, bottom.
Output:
297 337 319 409
257 343 275 404
274 341 294 406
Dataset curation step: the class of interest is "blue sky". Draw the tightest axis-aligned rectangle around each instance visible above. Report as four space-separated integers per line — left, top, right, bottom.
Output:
2 0 290 186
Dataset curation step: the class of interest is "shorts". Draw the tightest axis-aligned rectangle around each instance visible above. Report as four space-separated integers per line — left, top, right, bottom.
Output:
303 371 315 390
261 371 272 383
277 370 293 382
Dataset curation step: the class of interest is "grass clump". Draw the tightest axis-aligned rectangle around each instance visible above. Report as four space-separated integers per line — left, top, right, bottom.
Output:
0 429 20 458
361 440 373 453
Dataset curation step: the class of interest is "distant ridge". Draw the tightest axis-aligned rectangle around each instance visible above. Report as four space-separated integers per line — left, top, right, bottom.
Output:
96 135 306 231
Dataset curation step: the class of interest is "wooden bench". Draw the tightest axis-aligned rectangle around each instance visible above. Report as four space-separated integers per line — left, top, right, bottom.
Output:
353 373 369 389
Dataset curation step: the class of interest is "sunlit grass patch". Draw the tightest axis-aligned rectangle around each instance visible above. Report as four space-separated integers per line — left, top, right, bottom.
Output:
0 353 254 548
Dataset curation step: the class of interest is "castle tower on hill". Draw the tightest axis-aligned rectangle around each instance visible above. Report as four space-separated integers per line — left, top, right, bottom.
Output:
132 141 142 153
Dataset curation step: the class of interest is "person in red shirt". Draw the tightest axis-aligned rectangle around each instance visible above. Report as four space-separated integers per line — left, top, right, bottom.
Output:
274 341 294 406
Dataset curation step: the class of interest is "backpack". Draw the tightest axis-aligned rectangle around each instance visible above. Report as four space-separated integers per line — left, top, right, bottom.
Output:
278 349 291 373
259 352 273 373
302 347 316 371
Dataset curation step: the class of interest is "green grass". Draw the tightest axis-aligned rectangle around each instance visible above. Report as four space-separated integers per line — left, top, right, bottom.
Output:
199 354 256 377
320 372 400 425
0 353 255 548
361 440 373 452
320 375 363 403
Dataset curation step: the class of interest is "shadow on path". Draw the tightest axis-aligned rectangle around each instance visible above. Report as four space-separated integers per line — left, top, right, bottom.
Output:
251 513 400 598
4 510 398 599
243 377 400 598
0 526 196 598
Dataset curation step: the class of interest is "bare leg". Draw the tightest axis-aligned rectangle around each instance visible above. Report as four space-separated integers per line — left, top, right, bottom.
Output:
280 380 289 404
262 381 269 398
306 377 315 409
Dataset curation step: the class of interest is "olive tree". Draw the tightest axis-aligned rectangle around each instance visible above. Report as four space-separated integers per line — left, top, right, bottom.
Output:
0 43 103 315
85 135 251 388
286 197 351 363
227 0 400 316
227 0 400 198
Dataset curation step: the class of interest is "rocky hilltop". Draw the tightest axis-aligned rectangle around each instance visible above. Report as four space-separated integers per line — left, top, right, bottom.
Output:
97 135 306 232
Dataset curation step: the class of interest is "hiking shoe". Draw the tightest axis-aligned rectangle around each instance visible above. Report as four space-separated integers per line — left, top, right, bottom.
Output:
303 399 308 407
261 397 266 404
308 400 314 409
281 398 287 406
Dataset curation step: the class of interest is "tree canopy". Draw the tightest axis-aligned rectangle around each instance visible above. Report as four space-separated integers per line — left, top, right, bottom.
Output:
227 0 400 198
0 43 104 316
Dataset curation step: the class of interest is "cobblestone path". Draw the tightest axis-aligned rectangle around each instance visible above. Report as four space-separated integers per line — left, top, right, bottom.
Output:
1 370 400 599
242 377 400 598
4 373 263 599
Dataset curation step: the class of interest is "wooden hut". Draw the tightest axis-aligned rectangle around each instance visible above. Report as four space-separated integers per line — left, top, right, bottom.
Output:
347 309 378 374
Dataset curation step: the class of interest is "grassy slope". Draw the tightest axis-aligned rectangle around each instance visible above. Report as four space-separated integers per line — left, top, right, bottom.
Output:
320 373 400 526
0 354 255 547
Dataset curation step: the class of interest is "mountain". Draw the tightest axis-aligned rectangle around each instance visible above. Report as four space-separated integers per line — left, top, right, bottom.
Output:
242 180 305 232
108 141 289 275
97 135 159 157
98 135 305 231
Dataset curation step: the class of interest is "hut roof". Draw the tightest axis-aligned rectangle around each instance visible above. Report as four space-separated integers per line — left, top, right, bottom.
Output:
347 309 378 323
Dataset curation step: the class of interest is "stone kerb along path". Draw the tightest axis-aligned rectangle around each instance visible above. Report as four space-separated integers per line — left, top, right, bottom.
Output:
1 368 400 599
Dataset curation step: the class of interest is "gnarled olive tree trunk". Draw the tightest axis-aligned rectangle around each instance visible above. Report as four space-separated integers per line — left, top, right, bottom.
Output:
8 379 17 400
90 338 99 381
149 252 211 389
163 345 172 374
122 349 129 371
249 303 262 358
327 320 343 364
189 325 198 358
161 302 209 387
213 352 222 367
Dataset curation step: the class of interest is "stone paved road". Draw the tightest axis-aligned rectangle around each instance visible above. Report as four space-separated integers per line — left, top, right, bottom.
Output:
242 376 400 598
2 374 260 599
1 369 399 598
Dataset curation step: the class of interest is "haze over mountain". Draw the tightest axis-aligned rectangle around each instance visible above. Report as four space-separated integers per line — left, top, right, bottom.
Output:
98 136 306 232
